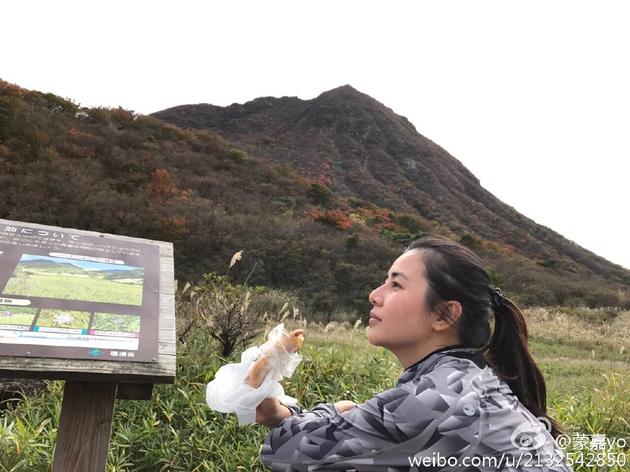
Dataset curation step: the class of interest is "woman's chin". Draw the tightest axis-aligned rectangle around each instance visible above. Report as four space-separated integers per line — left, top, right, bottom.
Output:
366 328 382 346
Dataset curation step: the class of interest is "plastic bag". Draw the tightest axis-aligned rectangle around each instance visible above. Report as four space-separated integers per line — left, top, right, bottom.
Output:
205 323 303 425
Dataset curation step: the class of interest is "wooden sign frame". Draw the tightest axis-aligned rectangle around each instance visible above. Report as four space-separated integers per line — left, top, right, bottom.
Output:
0 219 176 471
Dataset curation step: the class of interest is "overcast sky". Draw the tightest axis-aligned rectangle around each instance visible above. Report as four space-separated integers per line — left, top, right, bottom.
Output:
3 1 629 269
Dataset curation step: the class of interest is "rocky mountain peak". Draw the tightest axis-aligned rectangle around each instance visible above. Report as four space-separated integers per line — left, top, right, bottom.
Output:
151 88 630 285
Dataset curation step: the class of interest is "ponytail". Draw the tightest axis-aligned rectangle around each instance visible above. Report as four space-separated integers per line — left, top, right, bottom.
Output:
405 237 565 438
479 292 564 438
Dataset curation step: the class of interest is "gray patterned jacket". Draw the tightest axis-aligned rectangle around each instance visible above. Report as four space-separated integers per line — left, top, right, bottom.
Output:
261 345 573 471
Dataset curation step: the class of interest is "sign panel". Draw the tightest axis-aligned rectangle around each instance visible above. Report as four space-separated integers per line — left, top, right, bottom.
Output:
0 222 159 363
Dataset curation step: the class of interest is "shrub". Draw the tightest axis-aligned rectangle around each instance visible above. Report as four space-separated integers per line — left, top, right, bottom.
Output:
379 228 422 246
345 233 360 249
147 168 190 204
346 196 373 209
306 209 353 229
42 92 79 115
460 232 482 249
191 273 261 358
537 257 560 269
228 149 249 165
273 195 297 214
395 213 425 233
307 183 335 208
486 267 503 287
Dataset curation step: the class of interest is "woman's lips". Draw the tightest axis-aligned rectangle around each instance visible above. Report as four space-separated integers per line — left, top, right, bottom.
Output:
369 312 381 325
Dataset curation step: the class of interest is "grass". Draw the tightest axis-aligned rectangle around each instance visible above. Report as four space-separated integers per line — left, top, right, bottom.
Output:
36 309 90 330
93 313 141 333
0 306 38 316
523 307 630 404
0 315 36 327
526 307 629 360
0 306 38 327
3 273 143 306
0 307 628 471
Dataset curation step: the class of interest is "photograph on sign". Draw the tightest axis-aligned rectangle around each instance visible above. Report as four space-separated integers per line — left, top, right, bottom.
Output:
0 222 160 363
4 254 145 305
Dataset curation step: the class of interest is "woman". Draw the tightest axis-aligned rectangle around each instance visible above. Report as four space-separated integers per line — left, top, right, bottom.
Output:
256 236 573 471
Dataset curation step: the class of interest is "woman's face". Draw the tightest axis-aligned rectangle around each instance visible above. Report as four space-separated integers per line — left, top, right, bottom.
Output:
367 250 438 353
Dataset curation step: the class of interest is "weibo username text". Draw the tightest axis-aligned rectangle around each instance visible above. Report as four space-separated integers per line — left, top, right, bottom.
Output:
407 450 627 469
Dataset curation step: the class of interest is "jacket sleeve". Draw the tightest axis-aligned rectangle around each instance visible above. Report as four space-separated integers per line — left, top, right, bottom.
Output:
260 365 474 472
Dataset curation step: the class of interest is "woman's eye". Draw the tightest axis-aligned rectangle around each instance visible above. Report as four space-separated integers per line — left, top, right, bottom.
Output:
382 278 401 288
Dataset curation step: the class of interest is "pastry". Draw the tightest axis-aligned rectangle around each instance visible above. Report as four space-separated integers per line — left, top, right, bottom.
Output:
245 329 304 388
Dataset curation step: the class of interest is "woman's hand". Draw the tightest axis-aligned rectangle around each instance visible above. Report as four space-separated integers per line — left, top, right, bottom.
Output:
255 397 292 428
334 400 357 413
256 398 357 428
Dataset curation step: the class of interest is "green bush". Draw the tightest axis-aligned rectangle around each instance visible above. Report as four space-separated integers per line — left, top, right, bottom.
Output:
379 228 422 246
486 266 503 287
346 197 373 209
394 213 427 233
345 233 360 249
307 183 335 208
228 149 249 165
460 232 482 249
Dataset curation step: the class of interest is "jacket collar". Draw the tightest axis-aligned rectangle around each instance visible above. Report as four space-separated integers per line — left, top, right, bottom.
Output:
397 344 483 385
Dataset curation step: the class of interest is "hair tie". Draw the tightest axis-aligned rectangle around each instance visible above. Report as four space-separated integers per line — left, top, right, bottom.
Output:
490 287 506 311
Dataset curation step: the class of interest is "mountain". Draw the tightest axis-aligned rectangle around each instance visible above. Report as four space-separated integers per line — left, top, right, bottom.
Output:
153 85 630 288
151 84 501 214
0 79 628 311
17 259 85 275
15 260 142 280
101 269 144 280
0 80 401 316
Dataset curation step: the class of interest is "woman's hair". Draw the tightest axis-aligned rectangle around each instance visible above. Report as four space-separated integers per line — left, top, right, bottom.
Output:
405 236 564 438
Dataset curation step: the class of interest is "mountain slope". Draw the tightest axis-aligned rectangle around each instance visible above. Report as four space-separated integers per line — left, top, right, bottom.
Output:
0 80 402 316
153 85 629 285
0 80 627 310
17 259 85 275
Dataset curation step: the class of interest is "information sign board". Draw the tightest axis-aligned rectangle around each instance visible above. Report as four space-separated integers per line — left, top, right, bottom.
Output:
0 221 159 363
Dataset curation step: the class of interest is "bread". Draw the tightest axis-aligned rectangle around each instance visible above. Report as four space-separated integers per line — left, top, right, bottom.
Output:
245 329 304 388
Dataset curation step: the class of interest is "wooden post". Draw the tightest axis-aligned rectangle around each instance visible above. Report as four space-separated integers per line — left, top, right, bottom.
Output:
52 381 118 472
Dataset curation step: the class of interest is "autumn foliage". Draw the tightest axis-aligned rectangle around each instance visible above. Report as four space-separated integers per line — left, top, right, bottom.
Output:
306 209 353 229
0 79 627 310
148 169 191 204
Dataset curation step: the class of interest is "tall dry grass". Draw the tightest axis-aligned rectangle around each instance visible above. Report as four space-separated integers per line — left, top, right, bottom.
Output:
525 307 630 362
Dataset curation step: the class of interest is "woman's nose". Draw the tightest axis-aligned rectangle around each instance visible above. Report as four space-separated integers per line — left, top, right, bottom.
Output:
369 287 383 306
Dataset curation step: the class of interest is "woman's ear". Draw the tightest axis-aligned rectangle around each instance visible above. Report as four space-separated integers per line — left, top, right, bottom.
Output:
432 301 462 331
